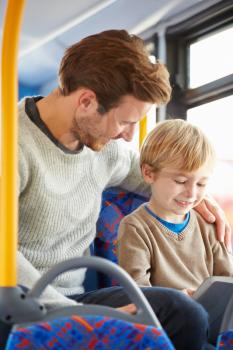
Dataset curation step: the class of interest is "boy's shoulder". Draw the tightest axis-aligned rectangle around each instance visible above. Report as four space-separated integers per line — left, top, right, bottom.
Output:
192 209 217 240
120 203 148 227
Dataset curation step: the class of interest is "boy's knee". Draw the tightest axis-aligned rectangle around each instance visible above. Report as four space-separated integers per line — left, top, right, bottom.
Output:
177 293 208 330
142 287 209 349
142 286 208 324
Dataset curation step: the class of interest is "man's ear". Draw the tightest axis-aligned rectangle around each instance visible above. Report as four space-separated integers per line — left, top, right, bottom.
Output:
77 89 98 113
141 164 155 184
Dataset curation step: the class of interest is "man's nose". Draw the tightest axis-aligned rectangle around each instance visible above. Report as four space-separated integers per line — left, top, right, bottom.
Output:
121 125 135 142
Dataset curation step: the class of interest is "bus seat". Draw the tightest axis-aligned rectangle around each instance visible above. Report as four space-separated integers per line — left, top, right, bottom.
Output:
5 256 175 350
83 244 99 292
216 294 233 349
217 330 233 349
95 187 147 288
6 315 174 350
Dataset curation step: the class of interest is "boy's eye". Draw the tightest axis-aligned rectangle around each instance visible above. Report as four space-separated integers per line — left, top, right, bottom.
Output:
175 180 186 184
197 183 207 187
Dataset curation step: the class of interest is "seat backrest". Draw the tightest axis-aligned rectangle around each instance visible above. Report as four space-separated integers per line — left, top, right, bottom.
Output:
95 187 147 288
6 315 174 350
217 330 233 349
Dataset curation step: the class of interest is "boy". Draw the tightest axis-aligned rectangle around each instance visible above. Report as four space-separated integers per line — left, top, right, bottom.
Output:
117 119 233 295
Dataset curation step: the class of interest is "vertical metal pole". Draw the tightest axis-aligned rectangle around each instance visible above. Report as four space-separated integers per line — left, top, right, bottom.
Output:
0 0 26 286
139 116 147 148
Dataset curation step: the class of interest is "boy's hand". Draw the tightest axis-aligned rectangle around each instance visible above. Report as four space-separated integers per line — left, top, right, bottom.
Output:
194 195 232 253
182 288 195 297
117 303 137 314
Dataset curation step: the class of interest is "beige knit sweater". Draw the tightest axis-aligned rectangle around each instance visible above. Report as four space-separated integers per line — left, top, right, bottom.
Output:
117 204 233 290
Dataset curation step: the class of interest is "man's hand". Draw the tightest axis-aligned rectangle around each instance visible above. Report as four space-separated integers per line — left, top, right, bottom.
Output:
195 195 232 253
182 288 195 297
117 303 137 314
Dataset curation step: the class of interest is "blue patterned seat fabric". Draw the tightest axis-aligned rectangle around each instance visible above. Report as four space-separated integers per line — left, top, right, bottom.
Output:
95 187 147 287
6 315 174 350
217 330 233 349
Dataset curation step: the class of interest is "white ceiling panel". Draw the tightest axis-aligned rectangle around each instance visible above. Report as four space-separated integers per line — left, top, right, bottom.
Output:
0 0 223 89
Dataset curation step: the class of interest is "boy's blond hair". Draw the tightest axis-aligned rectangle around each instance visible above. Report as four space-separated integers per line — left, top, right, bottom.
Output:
140 119 215 172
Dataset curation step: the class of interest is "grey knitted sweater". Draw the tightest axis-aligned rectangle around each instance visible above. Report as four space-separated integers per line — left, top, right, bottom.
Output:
17 97 148 308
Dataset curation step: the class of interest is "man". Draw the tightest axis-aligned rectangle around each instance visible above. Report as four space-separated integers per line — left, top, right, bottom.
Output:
17 30 230 349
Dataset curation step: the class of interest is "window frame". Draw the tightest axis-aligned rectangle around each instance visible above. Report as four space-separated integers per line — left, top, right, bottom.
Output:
164 0 233 118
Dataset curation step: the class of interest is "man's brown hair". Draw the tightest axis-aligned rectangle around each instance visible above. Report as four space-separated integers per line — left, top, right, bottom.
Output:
59 29 171 113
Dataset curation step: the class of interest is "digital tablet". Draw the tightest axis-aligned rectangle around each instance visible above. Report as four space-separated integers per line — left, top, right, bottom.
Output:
193 276 233 340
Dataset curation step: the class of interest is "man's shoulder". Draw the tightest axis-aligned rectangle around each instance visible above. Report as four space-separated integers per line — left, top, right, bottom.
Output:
18 97 33 130
18 98 27 116
18 99 36 148
98 140 137 166
102 140 136 156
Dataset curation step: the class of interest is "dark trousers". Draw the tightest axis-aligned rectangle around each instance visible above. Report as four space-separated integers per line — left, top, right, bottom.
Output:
1 286 215 350
71 286 213 350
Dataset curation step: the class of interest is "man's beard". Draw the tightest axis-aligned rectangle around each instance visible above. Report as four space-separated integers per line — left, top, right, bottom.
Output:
71 117 107 152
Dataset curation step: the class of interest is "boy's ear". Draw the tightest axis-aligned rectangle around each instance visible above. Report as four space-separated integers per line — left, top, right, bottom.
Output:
141 164 155 184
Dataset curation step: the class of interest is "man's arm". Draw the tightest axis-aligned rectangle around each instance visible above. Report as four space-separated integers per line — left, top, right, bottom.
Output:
17 251 78 310
18 252 138 313
107 142 150 196
18 149 77 309
195 195 232 252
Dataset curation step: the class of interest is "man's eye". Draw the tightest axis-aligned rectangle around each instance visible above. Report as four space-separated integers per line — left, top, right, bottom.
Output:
120 121 137 126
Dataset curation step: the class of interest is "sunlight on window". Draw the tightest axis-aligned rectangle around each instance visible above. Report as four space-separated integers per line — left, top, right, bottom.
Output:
187 95 233 225
189 26 233 88
187 95 233 160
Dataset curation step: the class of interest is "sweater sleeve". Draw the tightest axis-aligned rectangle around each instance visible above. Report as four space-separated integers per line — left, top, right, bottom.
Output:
212 241 233 276
18 147 78 309
18 144 29 194
17 251 78 309
117 218 152 287
107 141 150 197
195 212 233 277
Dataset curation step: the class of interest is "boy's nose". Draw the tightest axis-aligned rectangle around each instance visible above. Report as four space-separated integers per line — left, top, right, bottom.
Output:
185 185 196 198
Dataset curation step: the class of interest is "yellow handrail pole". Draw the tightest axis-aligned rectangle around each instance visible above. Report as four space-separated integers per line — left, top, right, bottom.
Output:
139 116 147 148
0 0 26 286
